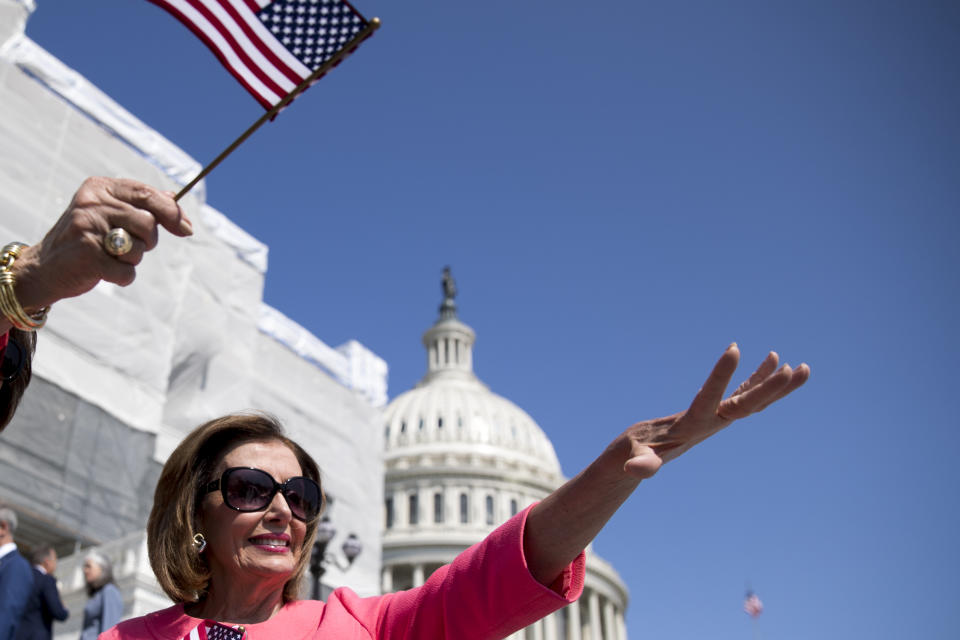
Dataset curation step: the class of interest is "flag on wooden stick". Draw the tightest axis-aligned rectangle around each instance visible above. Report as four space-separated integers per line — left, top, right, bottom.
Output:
147 0 377 109
145 0 380 200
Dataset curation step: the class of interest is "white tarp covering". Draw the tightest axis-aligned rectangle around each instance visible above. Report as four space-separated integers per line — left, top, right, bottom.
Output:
197 204 269 274
0 34 204 192
259 305 388 407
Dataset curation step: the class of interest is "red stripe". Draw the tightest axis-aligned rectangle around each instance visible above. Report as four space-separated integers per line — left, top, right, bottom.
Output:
241 0 261 13
214 0 305 85
146 0 275 108
182 0 289 100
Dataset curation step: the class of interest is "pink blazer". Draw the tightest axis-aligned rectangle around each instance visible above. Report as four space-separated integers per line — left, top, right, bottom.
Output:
102 507 584 639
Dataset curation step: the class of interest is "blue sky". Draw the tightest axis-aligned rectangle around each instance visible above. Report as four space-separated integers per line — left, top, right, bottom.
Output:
24 1 959 637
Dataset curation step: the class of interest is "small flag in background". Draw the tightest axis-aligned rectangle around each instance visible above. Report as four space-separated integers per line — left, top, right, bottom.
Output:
147 0 375 109
743 590 764 618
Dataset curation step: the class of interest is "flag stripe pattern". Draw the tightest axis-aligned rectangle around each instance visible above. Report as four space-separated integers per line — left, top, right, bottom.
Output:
182 621 245 640
147 0 370 109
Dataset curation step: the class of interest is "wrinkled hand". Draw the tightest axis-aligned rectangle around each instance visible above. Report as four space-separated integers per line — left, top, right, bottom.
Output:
11 177 193 312
621 344 810 479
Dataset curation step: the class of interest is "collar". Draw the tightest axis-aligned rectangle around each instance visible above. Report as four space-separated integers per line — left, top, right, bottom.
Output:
0 541 17 560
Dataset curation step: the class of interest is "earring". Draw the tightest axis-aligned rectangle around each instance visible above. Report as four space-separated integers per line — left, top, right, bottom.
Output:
192 533 207 553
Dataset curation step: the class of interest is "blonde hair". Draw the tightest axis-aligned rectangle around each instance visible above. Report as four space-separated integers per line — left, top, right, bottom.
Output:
146 413 322 603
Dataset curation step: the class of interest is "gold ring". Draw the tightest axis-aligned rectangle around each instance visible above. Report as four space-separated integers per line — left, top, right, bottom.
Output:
103 228 133 257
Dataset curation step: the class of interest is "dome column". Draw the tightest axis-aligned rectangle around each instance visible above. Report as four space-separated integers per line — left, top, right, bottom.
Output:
615 611 627 640
531 619 544 640
543 613 558 640
603 600 617 640
588 590 602 639
412 564 425 588
568 600 582 640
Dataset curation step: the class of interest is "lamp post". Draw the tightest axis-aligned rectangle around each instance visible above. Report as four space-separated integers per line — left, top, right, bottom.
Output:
309 515 363 600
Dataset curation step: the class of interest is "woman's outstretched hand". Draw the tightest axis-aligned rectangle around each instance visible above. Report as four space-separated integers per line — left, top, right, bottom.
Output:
622 343 810 479
525 344 809 587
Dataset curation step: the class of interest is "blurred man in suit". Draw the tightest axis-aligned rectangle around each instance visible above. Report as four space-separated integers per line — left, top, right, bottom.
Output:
0 507 32 640
15 546 69 640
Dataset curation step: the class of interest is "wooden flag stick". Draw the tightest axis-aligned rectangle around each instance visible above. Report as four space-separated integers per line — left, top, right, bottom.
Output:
174 17 381 202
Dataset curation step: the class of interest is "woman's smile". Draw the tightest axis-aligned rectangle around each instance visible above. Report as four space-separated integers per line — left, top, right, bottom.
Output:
249 533 291 553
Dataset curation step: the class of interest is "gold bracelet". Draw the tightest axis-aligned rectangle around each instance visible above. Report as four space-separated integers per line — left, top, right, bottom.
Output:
0 242 49 331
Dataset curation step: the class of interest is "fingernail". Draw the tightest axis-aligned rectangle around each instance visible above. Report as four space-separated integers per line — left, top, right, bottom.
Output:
180 217 194 236
728 342 738 350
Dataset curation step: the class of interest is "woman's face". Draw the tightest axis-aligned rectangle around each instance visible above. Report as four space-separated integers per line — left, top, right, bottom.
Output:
82 558 102 585
198 440 308 593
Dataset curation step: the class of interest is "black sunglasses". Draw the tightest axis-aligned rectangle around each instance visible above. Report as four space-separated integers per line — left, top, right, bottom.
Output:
203 467 321 523
0 338 24 382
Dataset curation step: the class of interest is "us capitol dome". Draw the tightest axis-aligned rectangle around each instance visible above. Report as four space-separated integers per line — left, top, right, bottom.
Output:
381 269 630 640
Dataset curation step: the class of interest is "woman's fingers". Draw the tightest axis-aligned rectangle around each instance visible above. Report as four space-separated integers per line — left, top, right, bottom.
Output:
756 363 810 411
105 179 192 237
687 343 740 420
717 364 794 420
97 254 138 287
111 236 148 267
106 207 161 252
733 351 779 396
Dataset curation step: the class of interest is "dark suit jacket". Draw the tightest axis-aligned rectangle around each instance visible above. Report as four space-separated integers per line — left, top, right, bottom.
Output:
0 549 33 640
14 568 69 640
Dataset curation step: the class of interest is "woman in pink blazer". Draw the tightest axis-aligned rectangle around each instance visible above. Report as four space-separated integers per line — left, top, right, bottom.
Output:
101 344 807 640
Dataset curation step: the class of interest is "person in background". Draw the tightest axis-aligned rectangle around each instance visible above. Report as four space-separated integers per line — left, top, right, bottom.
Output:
80 552 122 640
0 177 193 431
15 546 69 640
0 507 33 640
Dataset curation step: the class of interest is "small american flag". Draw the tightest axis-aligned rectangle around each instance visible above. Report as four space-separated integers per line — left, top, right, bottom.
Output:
146 0 375 109
182 622 246 640
743 591 764 618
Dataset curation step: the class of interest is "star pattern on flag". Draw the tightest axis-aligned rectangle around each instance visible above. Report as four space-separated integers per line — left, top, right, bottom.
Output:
258 0 366 70
207 623 245 640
